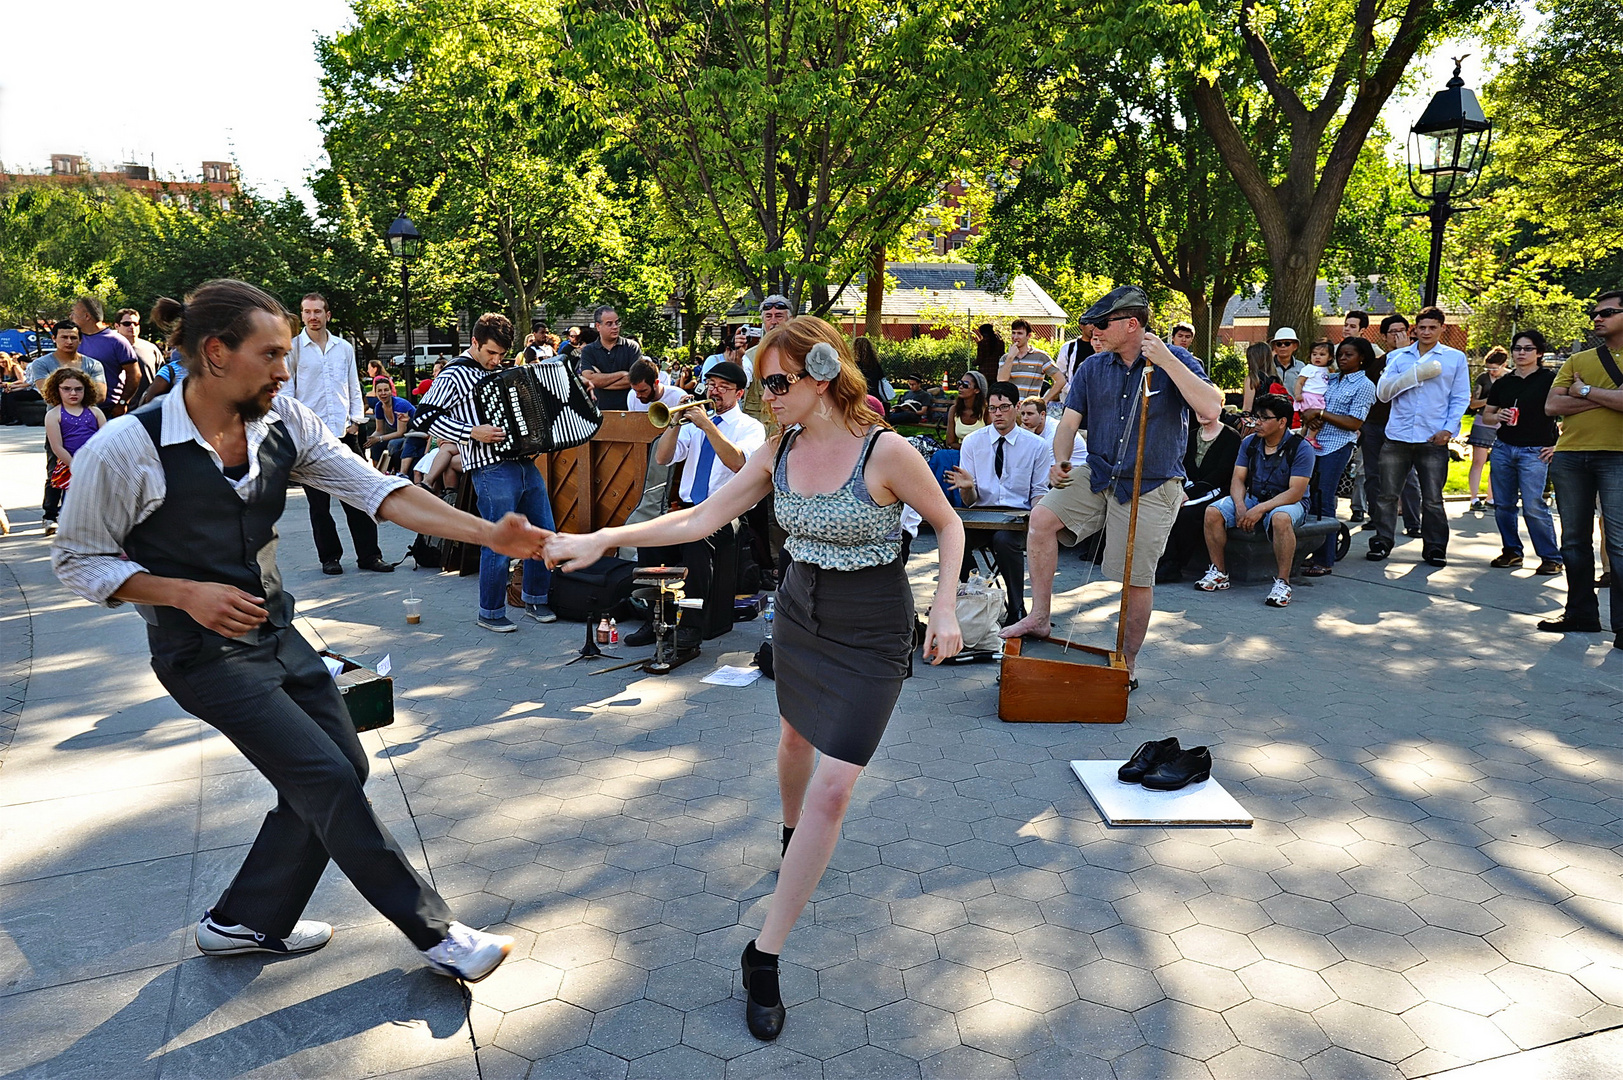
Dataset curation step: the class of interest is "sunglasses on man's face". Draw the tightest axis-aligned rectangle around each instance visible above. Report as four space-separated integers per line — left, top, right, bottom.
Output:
119 320 138 327
1591 307 1623 320
761 371 805 396
1089 314 1134 330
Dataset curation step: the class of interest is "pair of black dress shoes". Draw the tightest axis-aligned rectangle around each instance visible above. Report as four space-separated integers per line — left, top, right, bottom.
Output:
1117 737 1212 791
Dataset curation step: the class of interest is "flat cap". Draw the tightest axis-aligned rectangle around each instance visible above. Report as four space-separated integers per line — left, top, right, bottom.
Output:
705 360 749 388
1079 285 1150 326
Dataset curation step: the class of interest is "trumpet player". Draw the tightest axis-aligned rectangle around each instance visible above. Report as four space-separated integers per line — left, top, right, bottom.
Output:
629 361 766 649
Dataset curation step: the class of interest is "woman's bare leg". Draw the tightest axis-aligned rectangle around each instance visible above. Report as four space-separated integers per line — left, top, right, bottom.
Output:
777 717 815 829
1470 444 1490 500
756 755 862 954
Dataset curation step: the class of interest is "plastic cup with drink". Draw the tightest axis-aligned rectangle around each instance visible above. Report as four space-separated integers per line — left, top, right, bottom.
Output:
404 594 422 624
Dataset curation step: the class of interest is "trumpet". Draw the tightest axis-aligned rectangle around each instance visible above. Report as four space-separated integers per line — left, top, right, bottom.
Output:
647 398 716 429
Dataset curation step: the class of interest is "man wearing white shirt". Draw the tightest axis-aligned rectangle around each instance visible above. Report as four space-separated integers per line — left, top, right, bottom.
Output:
946 381 1053 625
626 359 689 413
1369 306 1470 566
286 293 388 574
1020 396 1086 468
633 361 766 648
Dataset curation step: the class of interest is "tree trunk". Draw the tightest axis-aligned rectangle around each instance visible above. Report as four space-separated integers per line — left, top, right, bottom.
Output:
1184 292 1213 361
1266 249 1321 343
864 243 885 341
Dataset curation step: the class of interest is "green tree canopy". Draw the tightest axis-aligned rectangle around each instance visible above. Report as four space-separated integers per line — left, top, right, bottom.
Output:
562 0 1044 313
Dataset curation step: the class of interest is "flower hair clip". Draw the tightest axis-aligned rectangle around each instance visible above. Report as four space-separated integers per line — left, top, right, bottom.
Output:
804 342 841 382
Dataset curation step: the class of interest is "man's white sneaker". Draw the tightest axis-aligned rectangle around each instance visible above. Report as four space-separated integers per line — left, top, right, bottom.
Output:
1194 566 1230 592
1265 578 1293 607
421 922 513 982
195 910 333 956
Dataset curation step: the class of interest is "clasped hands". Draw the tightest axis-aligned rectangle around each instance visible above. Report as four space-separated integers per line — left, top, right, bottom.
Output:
485 516 613 571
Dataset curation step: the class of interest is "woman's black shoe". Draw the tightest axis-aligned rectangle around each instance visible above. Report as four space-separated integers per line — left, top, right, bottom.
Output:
1141 746 1213 791
741 941 785 1041
1118 737 1180 783
781 825 795 857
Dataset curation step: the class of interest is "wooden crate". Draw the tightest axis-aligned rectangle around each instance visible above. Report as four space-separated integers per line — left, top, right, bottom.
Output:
321 651 394 732
998 635 1129 724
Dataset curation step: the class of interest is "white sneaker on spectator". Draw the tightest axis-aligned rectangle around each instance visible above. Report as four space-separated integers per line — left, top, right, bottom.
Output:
1194 566 1230 592
195 910 332 956
421 922 513 982
1265 578 1292 607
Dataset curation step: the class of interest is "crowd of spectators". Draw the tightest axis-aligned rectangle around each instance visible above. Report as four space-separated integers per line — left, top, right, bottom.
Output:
16 286 1622 654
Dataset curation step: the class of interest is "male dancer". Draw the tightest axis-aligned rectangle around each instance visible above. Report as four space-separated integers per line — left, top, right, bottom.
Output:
53 280 534 981
1000 286 1221 685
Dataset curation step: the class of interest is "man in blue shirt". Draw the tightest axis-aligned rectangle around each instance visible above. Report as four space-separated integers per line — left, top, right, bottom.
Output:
1000 286 1223 687
1195 394 1316 608
1370 307 1470 566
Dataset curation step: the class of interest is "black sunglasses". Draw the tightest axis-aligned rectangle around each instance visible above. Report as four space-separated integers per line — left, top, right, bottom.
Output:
1089 314 1135 330
118 320 139 327
1591 307 1623 319
761 371 805 396
761 302 790 311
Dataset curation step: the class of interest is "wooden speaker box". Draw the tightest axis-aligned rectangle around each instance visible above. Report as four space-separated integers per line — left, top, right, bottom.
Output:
998 636 1128 724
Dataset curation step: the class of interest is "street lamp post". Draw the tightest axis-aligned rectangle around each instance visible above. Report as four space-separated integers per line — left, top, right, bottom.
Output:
385 213 422 390
1406 57 1492 308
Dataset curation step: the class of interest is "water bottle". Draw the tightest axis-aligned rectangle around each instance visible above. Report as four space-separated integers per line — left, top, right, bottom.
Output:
763 596 775 642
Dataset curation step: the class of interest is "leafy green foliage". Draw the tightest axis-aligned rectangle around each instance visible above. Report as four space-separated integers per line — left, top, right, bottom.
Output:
871 337 977 383
318 0 671 336
562 0 1043 313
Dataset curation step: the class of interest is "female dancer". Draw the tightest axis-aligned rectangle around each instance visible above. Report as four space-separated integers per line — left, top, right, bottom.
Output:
543 316 964 1041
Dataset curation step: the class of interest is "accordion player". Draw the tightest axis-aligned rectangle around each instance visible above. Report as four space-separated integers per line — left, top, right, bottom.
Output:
472 363 603 459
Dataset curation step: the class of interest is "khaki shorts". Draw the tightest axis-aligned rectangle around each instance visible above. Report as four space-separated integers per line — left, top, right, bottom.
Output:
1039 479 1185 588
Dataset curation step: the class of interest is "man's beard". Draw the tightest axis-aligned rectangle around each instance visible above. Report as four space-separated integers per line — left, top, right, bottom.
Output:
236 390 275 421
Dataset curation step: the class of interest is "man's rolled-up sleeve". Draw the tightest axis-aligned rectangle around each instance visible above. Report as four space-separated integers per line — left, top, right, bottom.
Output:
284 400 409 517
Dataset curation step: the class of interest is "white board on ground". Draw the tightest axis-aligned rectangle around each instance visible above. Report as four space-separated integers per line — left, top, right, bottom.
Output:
1070 759 1253 827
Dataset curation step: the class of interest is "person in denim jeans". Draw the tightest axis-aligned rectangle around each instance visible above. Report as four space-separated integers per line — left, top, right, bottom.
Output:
1542 293 1623 643
1484 330 1562 574
418 313 557 632
1301 339 1376 575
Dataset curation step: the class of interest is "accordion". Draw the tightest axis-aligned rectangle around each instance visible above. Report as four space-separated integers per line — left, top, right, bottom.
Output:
473 362 602 459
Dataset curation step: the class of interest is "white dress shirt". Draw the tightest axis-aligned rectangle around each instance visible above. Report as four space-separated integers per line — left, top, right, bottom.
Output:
669 403 766 504
1034 415 1086 467
286 329 365 438
1378 341 1471 442
51 385 409 607
959 424 1053 510
627 379 688 414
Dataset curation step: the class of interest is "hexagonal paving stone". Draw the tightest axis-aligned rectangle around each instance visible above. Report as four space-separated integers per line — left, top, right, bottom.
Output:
588 998 684 1059
645 958 734 1009
819 959 907 1012
1221 999 1329 1061
471 957 564 1013
956 998 1055 1059
1135 998 1238 1059
493 999 594 1059
867 998 961 1060
985 959 1079 1013
773 997 869 1061
1073 959 1166 1012
906 958 994 1012
558 958 649 1012
1158 959 1251 1012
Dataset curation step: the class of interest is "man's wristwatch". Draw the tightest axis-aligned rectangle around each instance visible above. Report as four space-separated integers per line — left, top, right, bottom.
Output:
1579 384 1593 398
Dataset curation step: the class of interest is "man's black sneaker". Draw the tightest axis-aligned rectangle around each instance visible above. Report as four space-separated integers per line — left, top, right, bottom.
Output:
1366 544 1390 561
1424 551 1448 568
322 561 343 575
1404 527 1423 539
1349 510 1365 522
1534 559 1564 576
1537 617 1603 634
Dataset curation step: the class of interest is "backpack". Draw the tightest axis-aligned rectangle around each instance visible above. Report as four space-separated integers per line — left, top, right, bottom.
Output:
1243 433 1308 502
402 488 460 569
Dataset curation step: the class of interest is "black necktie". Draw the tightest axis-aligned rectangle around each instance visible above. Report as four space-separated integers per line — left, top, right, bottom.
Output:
995 435 1006 479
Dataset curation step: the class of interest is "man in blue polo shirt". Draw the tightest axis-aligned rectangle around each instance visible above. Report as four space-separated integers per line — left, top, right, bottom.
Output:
1000 285 1223 687
70 296 137 411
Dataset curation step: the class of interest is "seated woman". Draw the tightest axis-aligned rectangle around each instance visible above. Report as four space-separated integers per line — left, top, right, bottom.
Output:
364 375 427 474
928 370 988 507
